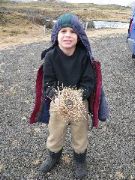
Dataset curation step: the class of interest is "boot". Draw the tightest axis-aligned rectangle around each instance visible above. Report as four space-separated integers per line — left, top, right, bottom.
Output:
39 149 62 173
73 150 87 179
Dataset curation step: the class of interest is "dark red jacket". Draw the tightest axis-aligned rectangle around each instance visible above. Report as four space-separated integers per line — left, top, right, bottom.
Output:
29 13 109 128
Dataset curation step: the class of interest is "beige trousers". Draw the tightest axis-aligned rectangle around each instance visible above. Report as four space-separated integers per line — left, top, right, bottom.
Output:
46 100 90 154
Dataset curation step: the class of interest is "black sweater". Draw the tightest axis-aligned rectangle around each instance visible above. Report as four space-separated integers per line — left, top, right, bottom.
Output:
43 46 96 100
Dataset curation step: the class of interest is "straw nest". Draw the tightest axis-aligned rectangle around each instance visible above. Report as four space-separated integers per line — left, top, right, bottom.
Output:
51 87 88 122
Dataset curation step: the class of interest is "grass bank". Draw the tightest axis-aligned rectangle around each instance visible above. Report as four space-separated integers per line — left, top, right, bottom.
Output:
0 1 131 48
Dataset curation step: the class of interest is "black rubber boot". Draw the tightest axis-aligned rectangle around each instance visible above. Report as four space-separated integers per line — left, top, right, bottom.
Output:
73 150 87 179
39 149 62 173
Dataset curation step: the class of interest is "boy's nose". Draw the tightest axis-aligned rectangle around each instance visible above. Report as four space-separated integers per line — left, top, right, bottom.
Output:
65 32 71 36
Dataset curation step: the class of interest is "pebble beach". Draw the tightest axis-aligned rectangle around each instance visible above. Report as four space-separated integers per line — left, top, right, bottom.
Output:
0 30 135 180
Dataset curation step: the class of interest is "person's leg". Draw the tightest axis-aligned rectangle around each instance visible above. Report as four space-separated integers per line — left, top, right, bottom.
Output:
47 110 67 153
39 101 67 173
71 100 89 179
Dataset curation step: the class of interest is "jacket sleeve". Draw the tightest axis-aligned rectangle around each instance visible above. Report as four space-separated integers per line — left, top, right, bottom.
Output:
80 58 96 100
43 54 57 100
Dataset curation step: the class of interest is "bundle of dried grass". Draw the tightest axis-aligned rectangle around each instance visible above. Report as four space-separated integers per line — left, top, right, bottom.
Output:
51 87 88 122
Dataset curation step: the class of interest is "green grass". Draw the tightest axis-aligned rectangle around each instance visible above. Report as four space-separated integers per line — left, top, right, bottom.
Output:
0 1 131 39
1 1 130 21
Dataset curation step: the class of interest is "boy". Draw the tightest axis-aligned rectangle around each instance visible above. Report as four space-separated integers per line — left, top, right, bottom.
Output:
30 13 109 179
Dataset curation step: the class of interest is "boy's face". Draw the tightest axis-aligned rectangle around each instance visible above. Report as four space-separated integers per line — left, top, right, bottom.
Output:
58 27 78 52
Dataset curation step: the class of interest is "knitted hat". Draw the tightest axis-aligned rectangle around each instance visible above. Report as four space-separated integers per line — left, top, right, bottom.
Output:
58 13 75 28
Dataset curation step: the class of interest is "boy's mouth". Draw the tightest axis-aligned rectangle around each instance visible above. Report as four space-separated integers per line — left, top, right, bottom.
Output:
63 40 72 44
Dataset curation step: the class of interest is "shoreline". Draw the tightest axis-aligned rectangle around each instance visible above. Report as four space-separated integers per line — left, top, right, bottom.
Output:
0 28 128 50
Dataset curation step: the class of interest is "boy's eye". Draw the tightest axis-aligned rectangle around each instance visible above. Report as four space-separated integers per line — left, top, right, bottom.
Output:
61 30 67 33
70 30 75 33
60 29 76 34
